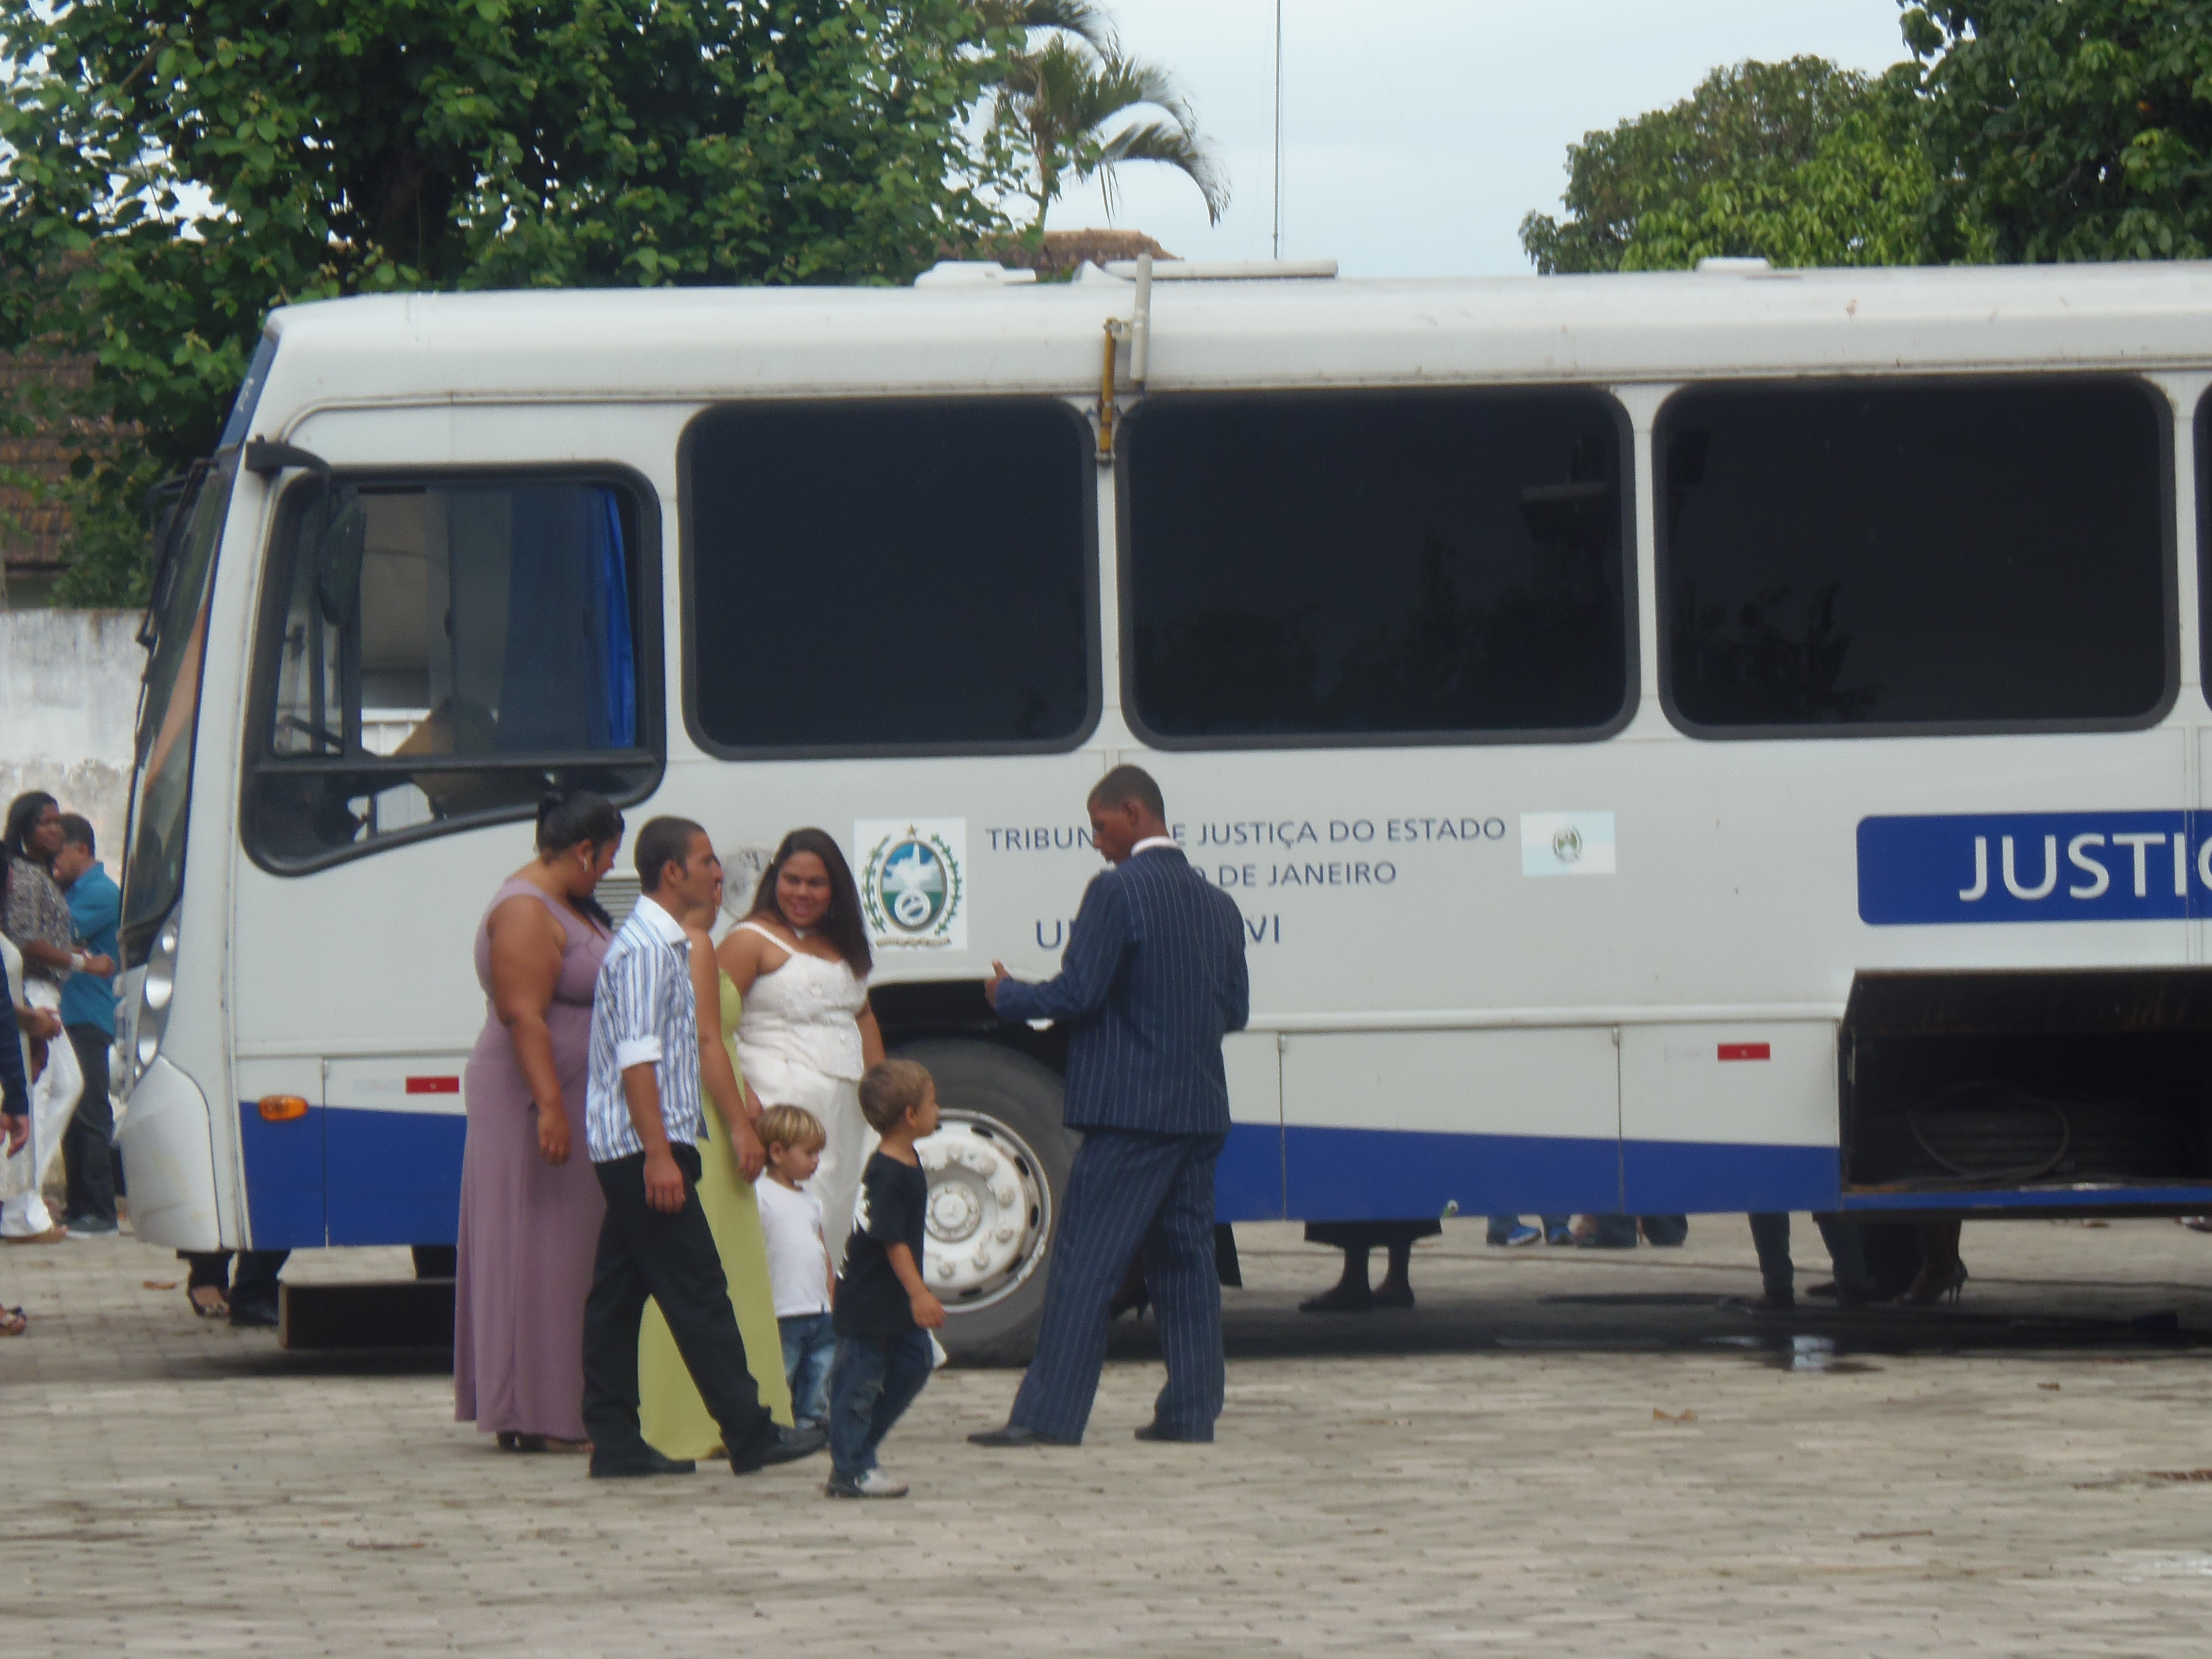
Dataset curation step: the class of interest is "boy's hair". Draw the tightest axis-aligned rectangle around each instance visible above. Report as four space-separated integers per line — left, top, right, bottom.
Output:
758 1104 826 1154
858 1059 933 1133
57 814 95 855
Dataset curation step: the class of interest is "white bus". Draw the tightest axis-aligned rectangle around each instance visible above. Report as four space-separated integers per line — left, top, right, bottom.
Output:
113 256 2212 1356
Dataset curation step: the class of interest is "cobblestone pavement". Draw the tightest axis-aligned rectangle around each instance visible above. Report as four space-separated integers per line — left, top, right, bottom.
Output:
8 1215 2212 1655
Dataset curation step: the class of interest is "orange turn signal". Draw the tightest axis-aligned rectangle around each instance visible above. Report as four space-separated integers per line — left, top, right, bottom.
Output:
258 1095 310 1123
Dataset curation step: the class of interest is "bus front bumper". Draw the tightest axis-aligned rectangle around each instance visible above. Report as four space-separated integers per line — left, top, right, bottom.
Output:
114 1056 222 1251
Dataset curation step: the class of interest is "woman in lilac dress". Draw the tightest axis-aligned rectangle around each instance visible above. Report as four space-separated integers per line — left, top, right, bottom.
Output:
456 793 624 1452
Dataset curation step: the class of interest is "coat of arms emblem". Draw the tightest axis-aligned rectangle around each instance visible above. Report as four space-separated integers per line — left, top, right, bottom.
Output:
855 819 968 949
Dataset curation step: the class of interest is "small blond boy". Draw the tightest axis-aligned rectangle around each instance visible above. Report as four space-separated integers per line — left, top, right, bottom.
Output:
757 1104 836 1429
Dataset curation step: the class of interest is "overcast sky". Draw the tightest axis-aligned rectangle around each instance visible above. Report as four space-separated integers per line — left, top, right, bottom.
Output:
1043 1 1916 277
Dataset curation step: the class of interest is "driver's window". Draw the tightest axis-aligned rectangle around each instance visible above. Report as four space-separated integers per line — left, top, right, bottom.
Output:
251 476 655 868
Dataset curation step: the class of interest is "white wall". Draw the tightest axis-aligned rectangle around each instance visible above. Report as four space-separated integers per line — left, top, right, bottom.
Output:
0 609 144 864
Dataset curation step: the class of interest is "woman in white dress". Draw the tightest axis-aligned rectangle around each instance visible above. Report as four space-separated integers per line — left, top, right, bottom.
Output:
718 829 883 1268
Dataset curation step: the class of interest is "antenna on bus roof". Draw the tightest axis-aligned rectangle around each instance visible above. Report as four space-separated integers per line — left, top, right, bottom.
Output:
1273 0 1284 262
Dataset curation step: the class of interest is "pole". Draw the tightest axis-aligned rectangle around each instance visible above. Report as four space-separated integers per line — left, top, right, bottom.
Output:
1273 0 1283 261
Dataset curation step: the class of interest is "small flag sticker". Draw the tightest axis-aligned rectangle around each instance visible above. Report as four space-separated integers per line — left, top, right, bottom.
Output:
1520 811 1617 877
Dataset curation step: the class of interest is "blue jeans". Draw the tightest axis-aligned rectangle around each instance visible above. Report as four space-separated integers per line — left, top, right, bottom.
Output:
1748 1212 1793 1298
828 1329 933 1481
1487 1215 1571 1244
779 1311 836 1428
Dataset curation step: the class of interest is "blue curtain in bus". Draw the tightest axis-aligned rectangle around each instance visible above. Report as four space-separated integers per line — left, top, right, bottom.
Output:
498 484 635 752
594 487 636 749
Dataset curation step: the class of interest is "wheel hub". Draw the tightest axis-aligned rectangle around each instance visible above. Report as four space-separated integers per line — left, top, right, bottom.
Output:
917 1114 1049 1309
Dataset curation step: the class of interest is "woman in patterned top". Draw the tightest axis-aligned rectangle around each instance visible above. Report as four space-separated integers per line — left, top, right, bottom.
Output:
0 855 52 1325
1 793 91 1243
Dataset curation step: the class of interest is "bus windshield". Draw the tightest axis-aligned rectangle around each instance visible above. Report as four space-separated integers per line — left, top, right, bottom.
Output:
120 456 237 961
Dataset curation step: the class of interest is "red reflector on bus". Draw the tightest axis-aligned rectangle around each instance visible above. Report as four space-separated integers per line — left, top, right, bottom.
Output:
405 1076 460 1094
1717 1043 1771 1062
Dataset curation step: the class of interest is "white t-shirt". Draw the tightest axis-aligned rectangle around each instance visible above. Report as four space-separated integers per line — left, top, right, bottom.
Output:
757 1176 834 1318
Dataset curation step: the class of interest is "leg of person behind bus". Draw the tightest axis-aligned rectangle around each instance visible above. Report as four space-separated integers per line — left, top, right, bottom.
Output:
60 1022 116 1231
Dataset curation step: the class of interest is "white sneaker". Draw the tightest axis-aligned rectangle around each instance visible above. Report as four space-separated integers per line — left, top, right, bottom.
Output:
826 1468 909 1499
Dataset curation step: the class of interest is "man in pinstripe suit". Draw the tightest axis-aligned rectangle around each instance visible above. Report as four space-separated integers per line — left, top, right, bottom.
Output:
970 767 1249 1447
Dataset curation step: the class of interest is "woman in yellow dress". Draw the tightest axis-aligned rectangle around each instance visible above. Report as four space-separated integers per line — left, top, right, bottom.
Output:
637 901 792 1453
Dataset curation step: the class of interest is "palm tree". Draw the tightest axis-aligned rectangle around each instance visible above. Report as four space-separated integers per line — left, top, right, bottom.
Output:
978 0 1113 52
985 5 1228 231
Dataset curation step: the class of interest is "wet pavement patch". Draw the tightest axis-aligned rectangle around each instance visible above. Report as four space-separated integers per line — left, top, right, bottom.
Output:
1706 1334 1882 1374
1540 1293 1728 1307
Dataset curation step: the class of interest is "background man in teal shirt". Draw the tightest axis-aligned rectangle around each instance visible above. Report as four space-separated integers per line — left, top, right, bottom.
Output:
54 815 119 1235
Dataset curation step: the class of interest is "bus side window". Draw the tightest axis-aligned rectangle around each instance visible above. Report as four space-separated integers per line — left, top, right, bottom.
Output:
247 476 659 869
1661 377 2171 735
684 398 1095 755
1119 387 1634 746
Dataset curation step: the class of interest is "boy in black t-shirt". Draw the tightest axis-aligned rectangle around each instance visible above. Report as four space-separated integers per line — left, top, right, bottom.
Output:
826 1059 946 1498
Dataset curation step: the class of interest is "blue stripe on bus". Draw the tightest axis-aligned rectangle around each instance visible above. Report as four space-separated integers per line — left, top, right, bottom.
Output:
1216 1120 1286 1220
1837 1184 2212 1213
237 1101 325 1249
238 1102 466 1249
1621 1138 1840 1214
1281 1124 1622 1222
327 1107 465 1247
249 1108 2212 1250
1272 1125 1839 1221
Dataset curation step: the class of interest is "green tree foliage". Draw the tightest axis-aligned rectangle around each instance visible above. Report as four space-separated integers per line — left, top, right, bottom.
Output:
1905 1 2212 262
1619 68 1967 270
1 0 1022 601
1520 57 1882 274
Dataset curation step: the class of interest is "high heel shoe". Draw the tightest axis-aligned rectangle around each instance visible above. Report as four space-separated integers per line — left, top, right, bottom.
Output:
1895 1260 1969 1306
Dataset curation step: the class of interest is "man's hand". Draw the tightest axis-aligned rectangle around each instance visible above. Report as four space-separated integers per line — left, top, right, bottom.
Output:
3 1112 25 1157
17 1006 60 1043
536 1103 571 1166
85 953 115 979
643 1147 686 1213
908 1288 947 1330
985 960 1010 1009
728 1115 767 1183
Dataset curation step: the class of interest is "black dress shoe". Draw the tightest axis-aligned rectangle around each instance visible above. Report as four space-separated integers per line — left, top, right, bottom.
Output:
589 1446 696 1479
967 1424 1077 1448
1133 1422 1211 1443
732 1423 826 1473
1372 1279 1414 1311
227 1298 280 1329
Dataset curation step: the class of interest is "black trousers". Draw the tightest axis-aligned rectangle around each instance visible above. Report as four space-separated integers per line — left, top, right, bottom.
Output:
61 1023 115 1223
583 1145 773 1464
178 1249 289 1316
1748 1213 1885 1301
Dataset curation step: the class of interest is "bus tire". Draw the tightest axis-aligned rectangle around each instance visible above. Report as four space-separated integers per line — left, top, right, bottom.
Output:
893 1038 1075 1367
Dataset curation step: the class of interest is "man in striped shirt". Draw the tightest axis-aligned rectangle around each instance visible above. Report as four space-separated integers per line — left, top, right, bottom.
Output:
581 815 825 1479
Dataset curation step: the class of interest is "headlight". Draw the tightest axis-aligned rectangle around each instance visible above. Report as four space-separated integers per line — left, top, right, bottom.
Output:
133 919 181 1080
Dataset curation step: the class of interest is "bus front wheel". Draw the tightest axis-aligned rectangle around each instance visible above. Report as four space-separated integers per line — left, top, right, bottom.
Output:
896 1039 1075 1366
